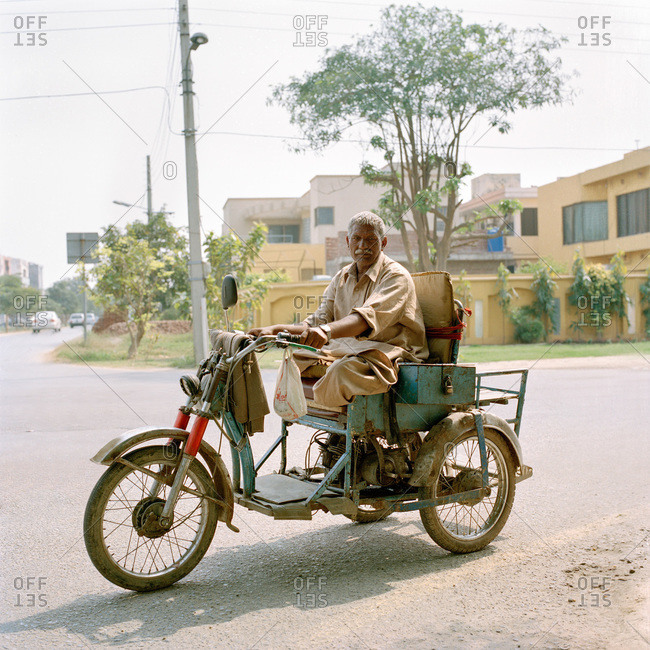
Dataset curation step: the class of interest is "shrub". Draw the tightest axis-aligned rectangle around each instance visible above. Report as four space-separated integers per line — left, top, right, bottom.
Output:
510 306 545 343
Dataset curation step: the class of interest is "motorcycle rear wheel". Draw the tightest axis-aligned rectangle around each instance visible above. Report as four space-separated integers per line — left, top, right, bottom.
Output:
84 446 218 592
419 428 515 553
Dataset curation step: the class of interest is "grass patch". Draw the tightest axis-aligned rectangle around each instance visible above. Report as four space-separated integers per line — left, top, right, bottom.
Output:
457 340 650 363
54 331 650 369
54 332 195 368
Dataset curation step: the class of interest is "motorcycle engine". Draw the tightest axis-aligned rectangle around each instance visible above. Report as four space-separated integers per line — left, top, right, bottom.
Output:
320 433 411 487
359 448 410 486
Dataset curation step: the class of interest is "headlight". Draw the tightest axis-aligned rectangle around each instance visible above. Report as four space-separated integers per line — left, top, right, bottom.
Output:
179 374 201 397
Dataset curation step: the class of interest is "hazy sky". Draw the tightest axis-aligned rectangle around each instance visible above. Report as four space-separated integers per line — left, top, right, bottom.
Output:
1 0 648 288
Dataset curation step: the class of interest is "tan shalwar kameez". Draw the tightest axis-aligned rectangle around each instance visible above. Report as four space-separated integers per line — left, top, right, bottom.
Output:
294 252 427 407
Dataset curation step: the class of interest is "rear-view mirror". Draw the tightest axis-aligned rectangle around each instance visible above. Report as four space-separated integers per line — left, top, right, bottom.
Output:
221 275 238 310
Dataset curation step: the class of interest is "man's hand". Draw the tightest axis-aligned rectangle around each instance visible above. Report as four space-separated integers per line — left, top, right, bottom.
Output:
300 326 328 349
247 326 276 338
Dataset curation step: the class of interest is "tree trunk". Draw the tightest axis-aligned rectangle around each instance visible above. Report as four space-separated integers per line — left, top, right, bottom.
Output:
127 322 138 359
400 225 415 271
435 236 450 271
413 209 434 271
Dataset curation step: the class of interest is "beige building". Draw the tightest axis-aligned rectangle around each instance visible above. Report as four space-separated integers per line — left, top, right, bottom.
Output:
223 171 450 277
458 149 650 273
537 147 650 271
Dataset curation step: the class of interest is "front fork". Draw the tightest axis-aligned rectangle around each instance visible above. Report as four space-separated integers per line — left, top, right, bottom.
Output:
158 400 212 528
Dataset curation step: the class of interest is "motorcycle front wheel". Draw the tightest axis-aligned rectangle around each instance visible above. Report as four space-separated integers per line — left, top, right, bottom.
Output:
84 445 218 592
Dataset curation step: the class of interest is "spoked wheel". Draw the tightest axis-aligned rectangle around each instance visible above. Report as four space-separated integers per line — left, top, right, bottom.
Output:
84 446 219 592
344 503 392 523
419 428 516 553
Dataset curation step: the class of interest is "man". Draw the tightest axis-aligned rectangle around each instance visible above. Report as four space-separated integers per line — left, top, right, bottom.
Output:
248 211 427 407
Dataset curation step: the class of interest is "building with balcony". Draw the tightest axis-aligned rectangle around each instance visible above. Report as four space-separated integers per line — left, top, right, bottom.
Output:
456 173 539 272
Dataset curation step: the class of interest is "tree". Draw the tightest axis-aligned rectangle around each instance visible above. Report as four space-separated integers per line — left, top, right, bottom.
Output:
46 277 98 317
91 232 164 358
271 4 572 270
203 223 289 330
641 268 650 338
522 260 558 339
568 251 628 339
127 210 190 317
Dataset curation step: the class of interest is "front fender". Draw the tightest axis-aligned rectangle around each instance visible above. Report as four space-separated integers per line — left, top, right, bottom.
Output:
409 410 527 487
91 426 236 529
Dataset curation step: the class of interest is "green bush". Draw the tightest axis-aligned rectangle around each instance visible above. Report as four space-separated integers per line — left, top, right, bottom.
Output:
510 306 545 343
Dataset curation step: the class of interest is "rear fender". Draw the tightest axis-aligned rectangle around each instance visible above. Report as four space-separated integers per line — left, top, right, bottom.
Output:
91 426 236 529
409 410 525 487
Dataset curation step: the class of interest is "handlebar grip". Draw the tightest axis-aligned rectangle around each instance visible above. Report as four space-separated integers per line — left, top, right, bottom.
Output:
277 331 301 344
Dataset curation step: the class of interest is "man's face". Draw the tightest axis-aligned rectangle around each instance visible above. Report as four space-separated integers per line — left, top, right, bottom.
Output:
346 223 386 272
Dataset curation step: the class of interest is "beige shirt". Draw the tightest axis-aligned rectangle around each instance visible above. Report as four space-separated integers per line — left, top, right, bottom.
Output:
303 252 427 363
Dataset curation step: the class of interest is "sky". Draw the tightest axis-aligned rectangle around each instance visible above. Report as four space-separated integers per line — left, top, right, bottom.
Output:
1 0 649 288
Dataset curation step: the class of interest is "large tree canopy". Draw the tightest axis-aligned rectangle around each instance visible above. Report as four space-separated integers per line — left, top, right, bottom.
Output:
271 4 572 270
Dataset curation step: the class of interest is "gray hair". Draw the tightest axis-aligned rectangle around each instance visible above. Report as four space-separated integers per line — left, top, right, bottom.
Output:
347 211 385 238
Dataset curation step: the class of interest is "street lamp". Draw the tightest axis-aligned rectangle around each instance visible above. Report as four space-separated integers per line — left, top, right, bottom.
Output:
179 1 210 364
190 32 208 49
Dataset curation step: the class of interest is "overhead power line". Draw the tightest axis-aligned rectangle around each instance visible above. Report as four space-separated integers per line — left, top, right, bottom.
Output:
0 86 170 102
198 130 637 152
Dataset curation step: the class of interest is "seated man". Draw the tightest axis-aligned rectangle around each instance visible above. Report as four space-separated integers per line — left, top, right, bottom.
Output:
248 211 427 407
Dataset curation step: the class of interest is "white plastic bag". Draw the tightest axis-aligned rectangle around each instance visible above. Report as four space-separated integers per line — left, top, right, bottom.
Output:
274 348 307 421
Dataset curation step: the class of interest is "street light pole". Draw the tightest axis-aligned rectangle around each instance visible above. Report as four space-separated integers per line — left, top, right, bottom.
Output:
178 0 209 363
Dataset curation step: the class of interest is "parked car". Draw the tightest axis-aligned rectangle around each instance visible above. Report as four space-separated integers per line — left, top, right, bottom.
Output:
32 311 61 333
69 313 97 328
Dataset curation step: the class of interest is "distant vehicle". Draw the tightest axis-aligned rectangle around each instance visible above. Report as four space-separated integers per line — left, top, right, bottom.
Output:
69 313 96 328
32 311 61 333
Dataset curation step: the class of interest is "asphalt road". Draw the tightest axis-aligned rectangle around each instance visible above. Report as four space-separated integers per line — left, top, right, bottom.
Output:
0 329 648 649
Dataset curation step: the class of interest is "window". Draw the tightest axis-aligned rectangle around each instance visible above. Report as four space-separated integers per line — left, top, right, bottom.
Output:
562 201 608 245
267 224 300 243
314 206 334 226
617 188 650 237
521 208 538 236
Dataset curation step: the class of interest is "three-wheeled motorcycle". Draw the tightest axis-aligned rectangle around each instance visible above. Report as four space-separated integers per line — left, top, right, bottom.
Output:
84 274 532 591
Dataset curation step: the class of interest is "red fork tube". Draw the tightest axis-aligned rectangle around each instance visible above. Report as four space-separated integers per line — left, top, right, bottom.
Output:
184 415 209 457
174 410 190 430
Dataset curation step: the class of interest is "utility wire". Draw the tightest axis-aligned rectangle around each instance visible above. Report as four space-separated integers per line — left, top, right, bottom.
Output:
0 86 169 101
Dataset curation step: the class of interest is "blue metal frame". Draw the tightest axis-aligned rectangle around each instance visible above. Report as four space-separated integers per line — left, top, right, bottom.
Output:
220 360 524 514
475 369 528 436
